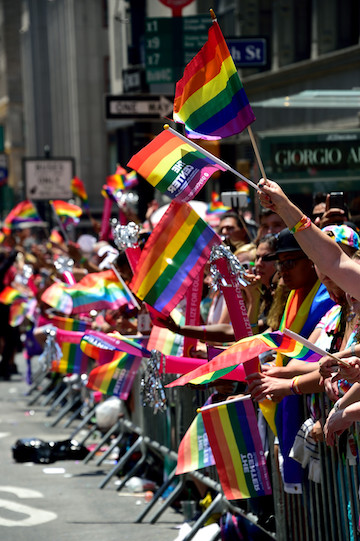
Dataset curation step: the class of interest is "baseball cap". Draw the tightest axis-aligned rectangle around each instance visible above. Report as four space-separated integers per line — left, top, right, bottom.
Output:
263 228 303 260
321 224 360 250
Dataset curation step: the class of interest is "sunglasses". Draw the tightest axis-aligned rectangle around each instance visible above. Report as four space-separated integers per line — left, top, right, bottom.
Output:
275 256 307 272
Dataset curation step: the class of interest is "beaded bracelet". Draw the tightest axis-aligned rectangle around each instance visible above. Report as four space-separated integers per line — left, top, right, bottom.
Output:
290 375 302 395
289 215 311 234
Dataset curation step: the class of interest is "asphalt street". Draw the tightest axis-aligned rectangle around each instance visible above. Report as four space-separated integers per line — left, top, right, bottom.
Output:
0 353 189 541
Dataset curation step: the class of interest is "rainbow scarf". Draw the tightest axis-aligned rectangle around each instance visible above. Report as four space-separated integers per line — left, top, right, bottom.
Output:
86 352 141 400
71 177 89 208
130 201 220 316
127 129 225 203
3 200 42 234
200 398 271 500
270 281 334 486
173 20 255 140
41 269 135 315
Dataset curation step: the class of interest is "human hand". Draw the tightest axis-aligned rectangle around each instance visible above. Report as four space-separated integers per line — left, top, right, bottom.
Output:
324 409 349 446
246 372 291 402
337 356 360 383
323 375 339 402
257 178 289 214
318 207 345 228
310 419 324 443
318 355 339 381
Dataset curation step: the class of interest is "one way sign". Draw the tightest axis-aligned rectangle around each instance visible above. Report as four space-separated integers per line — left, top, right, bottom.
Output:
105 94 174 120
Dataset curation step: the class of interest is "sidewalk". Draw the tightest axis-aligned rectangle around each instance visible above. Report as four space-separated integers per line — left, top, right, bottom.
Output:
0 352 199 541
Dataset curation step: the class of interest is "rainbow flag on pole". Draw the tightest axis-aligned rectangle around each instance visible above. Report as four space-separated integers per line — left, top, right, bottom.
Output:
51 200 82 220
127 129 225 203
41 269 136 315
86 352 141 400
71 177 89 208
200 397 271 500
173 18 255 140
166 331 322 388
3 200 43 234
130 201 220 316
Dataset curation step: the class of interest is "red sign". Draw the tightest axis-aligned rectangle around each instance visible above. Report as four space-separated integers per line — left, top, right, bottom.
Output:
158 0 195 16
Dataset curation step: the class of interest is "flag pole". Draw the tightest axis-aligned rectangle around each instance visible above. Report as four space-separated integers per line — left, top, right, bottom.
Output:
163 125 263 193
198 393 251 412
110 263 140 310
283 328 350 367
247 125 268 181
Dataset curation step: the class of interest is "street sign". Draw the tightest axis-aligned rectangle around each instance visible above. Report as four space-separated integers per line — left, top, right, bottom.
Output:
145 15 211 85
122 67 148 94
23 157 75 200
226 38 268 67
105 94 174 120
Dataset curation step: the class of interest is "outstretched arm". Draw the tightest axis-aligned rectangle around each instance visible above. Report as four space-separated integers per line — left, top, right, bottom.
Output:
257 178 360 300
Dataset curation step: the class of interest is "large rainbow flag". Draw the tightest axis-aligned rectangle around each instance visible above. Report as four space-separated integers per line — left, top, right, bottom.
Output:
200 398 271 500
176 411 215 475
41 269 135 315
130 201 220 316
86 352 141 400
166 331 322 388
127 129 225 203
173 19 255 140
3 200 43 234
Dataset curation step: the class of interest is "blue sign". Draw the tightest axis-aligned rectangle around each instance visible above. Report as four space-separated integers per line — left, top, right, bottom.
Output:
227 38 267 67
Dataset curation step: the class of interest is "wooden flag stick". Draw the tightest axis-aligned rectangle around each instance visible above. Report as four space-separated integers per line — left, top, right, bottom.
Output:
247 125 268 181
198 394 251 412
283 328 350 367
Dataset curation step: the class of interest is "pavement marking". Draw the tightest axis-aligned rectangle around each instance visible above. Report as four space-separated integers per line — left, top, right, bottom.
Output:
0 486 57 527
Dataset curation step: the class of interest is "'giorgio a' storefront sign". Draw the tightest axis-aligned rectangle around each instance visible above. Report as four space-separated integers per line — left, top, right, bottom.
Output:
259 131 360 189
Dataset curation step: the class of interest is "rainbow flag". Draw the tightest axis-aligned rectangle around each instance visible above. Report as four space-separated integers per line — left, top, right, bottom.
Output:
48 315 91 332
0 286 27 305
41 269 135 315
9 298 37 327
106 173 125 191
52 329 90 375
124 170 138 189
71 177 89 208
51 200 82 221
147 309 184 356
49 229 64 245
127 130 225 203
80 330 150 362
130 201 220 316
200 398 271 500
173 20 255 140
206 192 231 215
3 200 42 234
166 331 322 388
176 412 215 475
235 180 250 195
86 352 141 400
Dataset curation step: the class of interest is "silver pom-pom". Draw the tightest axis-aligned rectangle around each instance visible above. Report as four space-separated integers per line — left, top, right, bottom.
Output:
54 255 74 273
209 244 251 289
112 220 140 250
141 350 167 414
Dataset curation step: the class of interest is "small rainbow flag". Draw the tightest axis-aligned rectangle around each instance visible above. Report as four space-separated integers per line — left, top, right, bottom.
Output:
48 315 91 332
80 330 150 361
86 352 141 400
71 177 89 208
41 269 136 315
127 129 225 203
52 329 91 375
235 180 250 195
106 173 125 191
3 200 42 234
200 398 271 500
0 286 27 305
173 19 255 140
9 298 37 327
176 411 215 475
147 309 184 356
49 229 65 245
206 192 231 215
124 170 138 189
51 200 82 221
166 331 322 388
130 201 220 316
